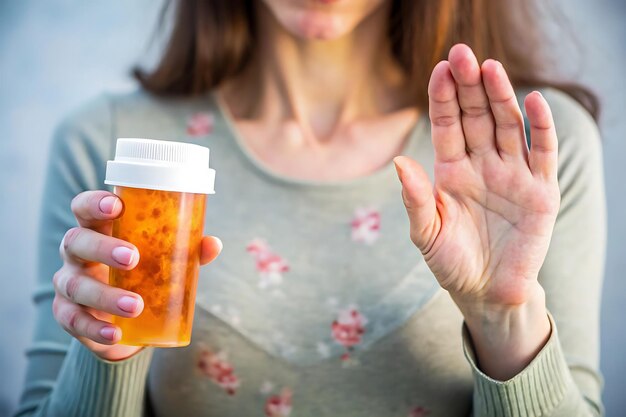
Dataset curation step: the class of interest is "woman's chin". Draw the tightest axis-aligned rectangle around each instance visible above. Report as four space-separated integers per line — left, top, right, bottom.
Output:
287 12 354 40
260 0 388 41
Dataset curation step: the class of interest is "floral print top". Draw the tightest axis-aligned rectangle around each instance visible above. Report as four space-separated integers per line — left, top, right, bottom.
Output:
146 98 448 416
21 89 603 417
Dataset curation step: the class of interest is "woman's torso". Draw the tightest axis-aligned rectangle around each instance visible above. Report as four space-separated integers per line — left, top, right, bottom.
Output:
109 91 474 417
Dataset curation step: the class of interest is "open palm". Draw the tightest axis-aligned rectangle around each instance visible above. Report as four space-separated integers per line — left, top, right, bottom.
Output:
395 44 560 306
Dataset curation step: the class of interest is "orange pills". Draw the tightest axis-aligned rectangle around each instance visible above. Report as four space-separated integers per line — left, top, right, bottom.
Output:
105 138 216 346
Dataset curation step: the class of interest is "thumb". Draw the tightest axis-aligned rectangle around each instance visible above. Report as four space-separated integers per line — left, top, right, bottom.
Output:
393 156 440 253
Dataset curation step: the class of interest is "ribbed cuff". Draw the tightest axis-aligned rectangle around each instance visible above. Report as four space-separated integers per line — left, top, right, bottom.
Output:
49 339 153 417
463 312 575 417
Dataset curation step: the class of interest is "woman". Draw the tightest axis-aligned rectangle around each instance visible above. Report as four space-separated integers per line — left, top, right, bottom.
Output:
16 0 605 416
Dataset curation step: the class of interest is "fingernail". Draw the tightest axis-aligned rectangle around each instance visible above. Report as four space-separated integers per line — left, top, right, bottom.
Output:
100 326 117 341
393 158 404 184
112 246 135 265
215 237 223 253
118 296 139 313
99 196 119 215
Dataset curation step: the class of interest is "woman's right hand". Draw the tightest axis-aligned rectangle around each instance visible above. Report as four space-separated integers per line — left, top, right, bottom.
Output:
52 190 222 362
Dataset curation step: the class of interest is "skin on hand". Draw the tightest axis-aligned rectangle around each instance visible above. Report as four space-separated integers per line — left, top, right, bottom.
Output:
53 190 222 362
394 43 559 380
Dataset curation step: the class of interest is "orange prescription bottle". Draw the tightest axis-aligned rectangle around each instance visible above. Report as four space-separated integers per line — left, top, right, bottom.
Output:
104 138 216 346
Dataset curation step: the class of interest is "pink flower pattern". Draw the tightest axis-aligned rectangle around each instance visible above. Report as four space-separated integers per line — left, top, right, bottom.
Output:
197 347 241 395
247 239 290 289
181 115 430 413
187 112 214 136
264 388 293 417
351 207 381 244
331 306 368 361
409 406 430 417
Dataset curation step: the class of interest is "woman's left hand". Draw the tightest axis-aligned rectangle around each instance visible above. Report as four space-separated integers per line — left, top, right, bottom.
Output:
394 44 559 379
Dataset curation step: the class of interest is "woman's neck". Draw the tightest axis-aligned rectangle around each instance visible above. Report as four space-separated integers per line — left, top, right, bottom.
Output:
221 2 411 144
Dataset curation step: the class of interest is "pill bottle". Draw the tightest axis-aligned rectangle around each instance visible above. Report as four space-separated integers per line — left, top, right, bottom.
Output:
104 138 216 346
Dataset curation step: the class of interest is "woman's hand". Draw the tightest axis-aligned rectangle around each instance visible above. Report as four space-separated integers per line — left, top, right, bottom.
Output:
52 190 222 362
394 44 559 379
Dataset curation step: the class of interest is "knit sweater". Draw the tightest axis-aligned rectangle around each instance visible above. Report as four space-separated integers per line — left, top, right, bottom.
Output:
15 87 605 417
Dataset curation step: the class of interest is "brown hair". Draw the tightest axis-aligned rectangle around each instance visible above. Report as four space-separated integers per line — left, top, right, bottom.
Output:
135 0 599 119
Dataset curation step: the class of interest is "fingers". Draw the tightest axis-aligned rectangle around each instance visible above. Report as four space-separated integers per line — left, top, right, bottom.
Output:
448 44 495 156
53 269 144 317
200 236 223 265
53 296 121 344
71 190 123 234
525 91 558 179
61 227 140 268
393 156 440 254
432 45 531 165
481 59 528 160
428 61 467 163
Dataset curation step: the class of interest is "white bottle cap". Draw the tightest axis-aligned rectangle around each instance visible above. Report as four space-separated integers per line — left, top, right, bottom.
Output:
105 138 216 194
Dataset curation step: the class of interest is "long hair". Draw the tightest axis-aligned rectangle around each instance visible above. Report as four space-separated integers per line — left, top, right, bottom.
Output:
134 0 599 119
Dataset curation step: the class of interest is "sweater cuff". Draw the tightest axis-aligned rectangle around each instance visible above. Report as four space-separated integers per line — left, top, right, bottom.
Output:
463 311 575 417
49 339 153 417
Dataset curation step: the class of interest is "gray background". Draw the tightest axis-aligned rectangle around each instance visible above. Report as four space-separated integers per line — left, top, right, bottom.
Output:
0 1 624 416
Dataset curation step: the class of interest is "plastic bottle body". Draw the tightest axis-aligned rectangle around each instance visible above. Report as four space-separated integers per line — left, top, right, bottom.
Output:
109 185 206 347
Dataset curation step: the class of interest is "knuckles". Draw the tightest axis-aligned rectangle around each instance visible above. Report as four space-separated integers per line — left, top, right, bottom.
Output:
52 295 79 334
69 192 86 217
461 106 490 118
64 273 81 301
51 295 61 318
52 270 62 289
53 280 104 340
70 191 94 217
65 308 80 332
95 287 114 312
431 115 460 128
62 227 82 254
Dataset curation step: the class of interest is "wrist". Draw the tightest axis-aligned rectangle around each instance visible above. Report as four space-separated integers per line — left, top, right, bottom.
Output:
87 343 146 362
453 284 552 381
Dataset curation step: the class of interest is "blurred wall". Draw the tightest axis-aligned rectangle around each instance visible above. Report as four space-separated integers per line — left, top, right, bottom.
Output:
0 1 624 416
0 2 163 415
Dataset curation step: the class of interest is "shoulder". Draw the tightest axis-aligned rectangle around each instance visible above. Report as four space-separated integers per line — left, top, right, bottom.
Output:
57 88 214 135
53 89 216 151
49 94 114 167
539 87 600 145
55 93 112 139
48 89 218 192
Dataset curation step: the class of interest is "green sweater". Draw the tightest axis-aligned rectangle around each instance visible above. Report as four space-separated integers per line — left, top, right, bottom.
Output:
15 88 605 417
